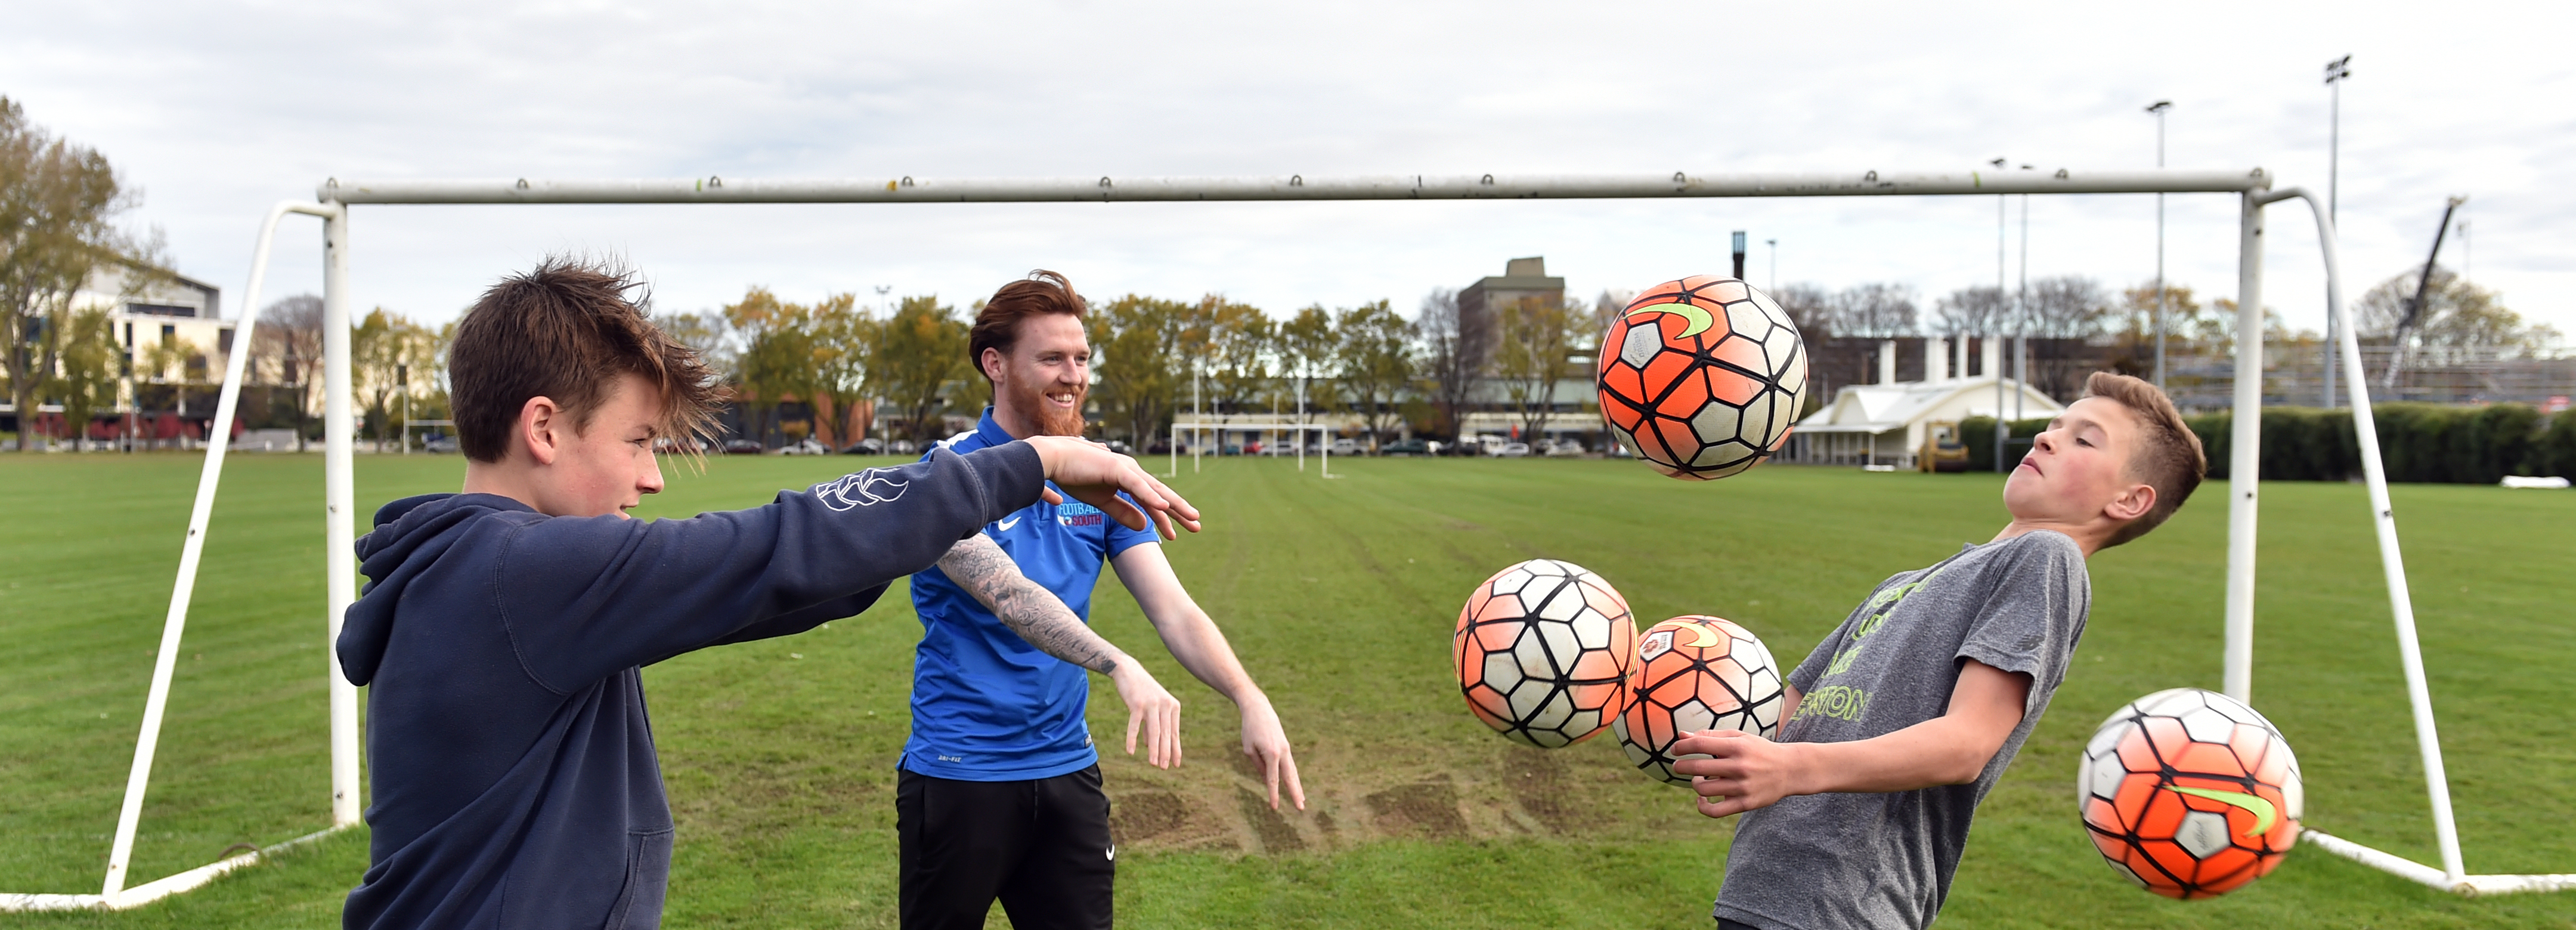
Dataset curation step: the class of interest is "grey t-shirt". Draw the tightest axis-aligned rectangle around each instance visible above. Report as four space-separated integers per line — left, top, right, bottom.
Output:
1712 530 2090 930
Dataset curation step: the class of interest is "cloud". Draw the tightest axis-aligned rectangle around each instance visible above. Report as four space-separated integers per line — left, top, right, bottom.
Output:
4 0 2568 337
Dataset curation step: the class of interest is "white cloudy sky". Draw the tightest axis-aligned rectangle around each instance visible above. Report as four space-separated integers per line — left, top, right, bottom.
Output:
5 1 2569 338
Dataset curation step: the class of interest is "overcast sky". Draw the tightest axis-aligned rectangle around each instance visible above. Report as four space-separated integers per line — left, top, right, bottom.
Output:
6 1 2568 341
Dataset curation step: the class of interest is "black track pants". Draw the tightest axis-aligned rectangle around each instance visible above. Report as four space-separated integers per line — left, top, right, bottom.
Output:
897 765 1114 930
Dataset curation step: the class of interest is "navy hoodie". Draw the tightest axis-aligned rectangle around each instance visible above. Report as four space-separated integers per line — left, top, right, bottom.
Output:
335 443 1044 930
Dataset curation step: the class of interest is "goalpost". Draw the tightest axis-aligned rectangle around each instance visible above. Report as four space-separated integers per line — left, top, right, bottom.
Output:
8 166 2568 911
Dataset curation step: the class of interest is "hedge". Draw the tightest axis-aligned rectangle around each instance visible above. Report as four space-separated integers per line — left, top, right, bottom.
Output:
1962 405 2572 484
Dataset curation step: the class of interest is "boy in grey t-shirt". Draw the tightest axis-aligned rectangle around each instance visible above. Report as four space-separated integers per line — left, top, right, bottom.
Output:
1676 373 2209 930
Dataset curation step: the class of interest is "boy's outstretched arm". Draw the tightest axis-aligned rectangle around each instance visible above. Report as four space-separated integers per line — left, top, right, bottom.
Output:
936 535 1183 769
1673 660 2032 818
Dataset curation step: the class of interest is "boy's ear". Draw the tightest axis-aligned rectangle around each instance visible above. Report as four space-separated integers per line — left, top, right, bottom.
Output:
2104 481 2156 523
520 396 563 466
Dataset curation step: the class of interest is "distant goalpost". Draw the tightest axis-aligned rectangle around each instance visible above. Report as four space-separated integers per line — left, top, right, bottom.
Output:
7 166 2569 912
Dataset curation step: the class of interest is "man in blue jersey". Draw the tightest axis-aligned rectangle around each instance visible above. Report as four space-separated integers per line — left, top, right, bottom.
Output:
901 271 1305 930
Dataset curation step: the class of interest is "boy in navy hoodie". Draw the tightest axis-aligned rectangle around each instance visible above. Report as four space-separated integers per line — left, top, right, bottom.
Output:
334 258 1198 930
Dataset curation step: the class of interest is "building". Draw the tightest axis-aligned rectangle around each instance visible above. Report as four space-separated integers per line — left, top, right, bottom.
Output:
1 263 239 446
1781 335 2064 469
1457 256 1563 333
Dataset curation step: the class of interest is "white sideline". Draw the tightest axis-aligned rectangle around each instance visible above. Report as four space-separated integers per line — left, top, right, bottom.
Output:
0 826 346 912
2303 830 2576 897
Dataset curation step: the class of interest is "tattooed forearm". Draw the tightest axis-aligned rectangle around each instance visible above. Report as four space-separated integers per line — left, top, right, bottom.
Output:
939 535 1125 674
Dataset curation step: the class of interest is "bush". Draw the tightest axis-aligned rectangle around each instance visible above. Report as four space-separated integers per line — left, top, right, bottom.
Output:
2181 403 2559 484
2537 410 2576 479
1959 417 2052 474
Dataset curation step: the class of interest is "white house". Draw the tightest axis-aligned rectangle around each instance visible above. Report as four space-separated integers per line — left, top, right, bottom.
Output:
1782 336 2063 469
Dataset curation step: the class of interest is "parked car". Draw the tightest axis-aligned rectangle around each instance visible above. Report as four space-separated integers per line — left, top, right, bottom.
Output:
781 438 828 455
421 434 459 454
888 439 918 455
839 438 886 455
653 436 708 454
1106 440 1134 455
1497 442 1531 458
1543 438 1586 457
1382 438 1429 456
722 438 766 455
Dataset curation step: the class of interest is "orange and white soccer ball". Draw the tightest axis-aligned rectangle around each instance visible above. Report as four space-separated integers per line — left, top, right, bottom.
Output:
2079 688 2303 898
1614 615 1786 786
1451 560 1636 748
1596 277 1809 480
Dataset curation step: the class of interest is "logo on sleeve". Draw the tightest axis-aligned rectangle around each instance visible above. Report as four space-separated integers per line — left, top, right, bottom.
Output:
813 470 909 511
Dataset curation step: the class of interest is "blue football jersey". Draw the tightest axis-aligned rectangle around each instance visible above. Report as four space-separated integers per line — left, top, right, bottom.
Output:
901 410 1158 780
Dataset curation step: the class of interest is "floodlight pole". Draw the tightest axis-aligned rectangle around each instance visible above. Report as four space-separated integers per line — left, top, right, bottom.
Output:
2147 101 2172 390
2324 56 2351 406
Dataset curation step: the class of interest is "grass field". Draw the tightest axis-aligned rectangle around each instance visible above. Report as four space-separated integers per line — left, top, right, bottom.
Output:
3 451 2572 928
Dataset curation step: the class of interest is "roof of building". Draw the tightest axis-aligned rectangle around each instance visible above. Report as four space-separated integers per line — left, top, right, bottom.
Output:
1794 376 2066 434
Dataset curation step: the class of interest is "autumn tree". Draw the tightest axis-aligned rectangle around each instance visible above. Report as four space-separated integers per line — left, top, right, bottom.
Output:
2 96 156 450
1276 304 1338 426
1334 299 1412 450
253 294 326 450
2357 265 2557 351
1831 283 1919 338
1088 294 1186 447
1197 296 1271 416
1411 288 1487 442
353 308 442 445
49 306 120 449
803 294 877 447
1491 295 1578 443
872 295 970 441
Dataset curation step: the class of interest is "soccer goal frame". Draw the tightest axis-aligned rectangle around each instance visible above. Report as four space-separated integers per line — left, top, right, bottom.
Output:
9 166 2567 912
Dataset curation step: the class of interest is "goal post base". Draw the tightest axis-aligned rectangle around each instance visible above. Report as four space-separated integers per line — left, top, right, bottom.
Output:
0 825 349 913
2303 829 2576 897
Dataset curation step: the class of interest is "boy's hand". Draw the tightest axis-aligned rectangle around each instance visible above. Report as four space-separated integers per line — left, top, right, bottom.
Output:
1673 730 1807 818
1110 661 1183 769
1023 436 1202 539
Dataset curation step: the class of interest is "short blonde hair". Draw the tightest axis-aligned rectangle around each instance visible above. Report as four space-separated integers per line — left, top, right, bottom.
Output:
2085 372 2205 548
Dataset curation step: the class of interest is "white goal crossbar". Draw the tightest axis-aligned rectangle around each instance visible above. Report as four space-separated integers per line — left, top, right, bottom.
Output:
9 167 2560 910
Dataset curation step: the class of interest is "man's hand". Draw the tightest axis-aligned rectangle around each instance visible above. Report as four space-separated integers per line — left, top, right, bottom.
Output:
1239 699 1306 811
1023 436 1201 539
1110 661 1182 770
1672 730 1808 818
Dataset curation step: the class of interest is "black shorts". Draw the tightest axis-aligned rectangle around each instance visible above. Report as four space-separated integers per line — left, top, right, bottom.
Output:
897 764 1114 930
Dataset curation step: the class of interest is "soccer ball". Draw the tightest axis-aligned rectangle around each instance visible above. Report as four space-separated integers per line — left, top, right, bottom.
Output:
2079 688 2304 898
1452 560 1637 748
1596 276 1809 480
1614 615 1787 786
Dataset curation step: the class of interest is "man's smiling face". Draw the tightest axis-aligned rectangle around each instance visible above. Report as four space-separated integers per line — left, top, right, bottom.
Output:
987 312 1091 437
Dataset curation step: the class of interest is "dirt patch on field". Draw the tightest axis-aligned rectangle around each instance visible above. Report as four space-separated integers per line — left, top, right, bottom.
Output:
1499 745 1602 835
1110 790 1190 845
1364 775 1469 839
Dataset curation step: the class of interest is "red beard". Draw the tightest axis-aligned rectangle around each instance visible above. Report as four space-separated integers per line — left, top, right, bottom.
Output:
1015 381 1088 437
